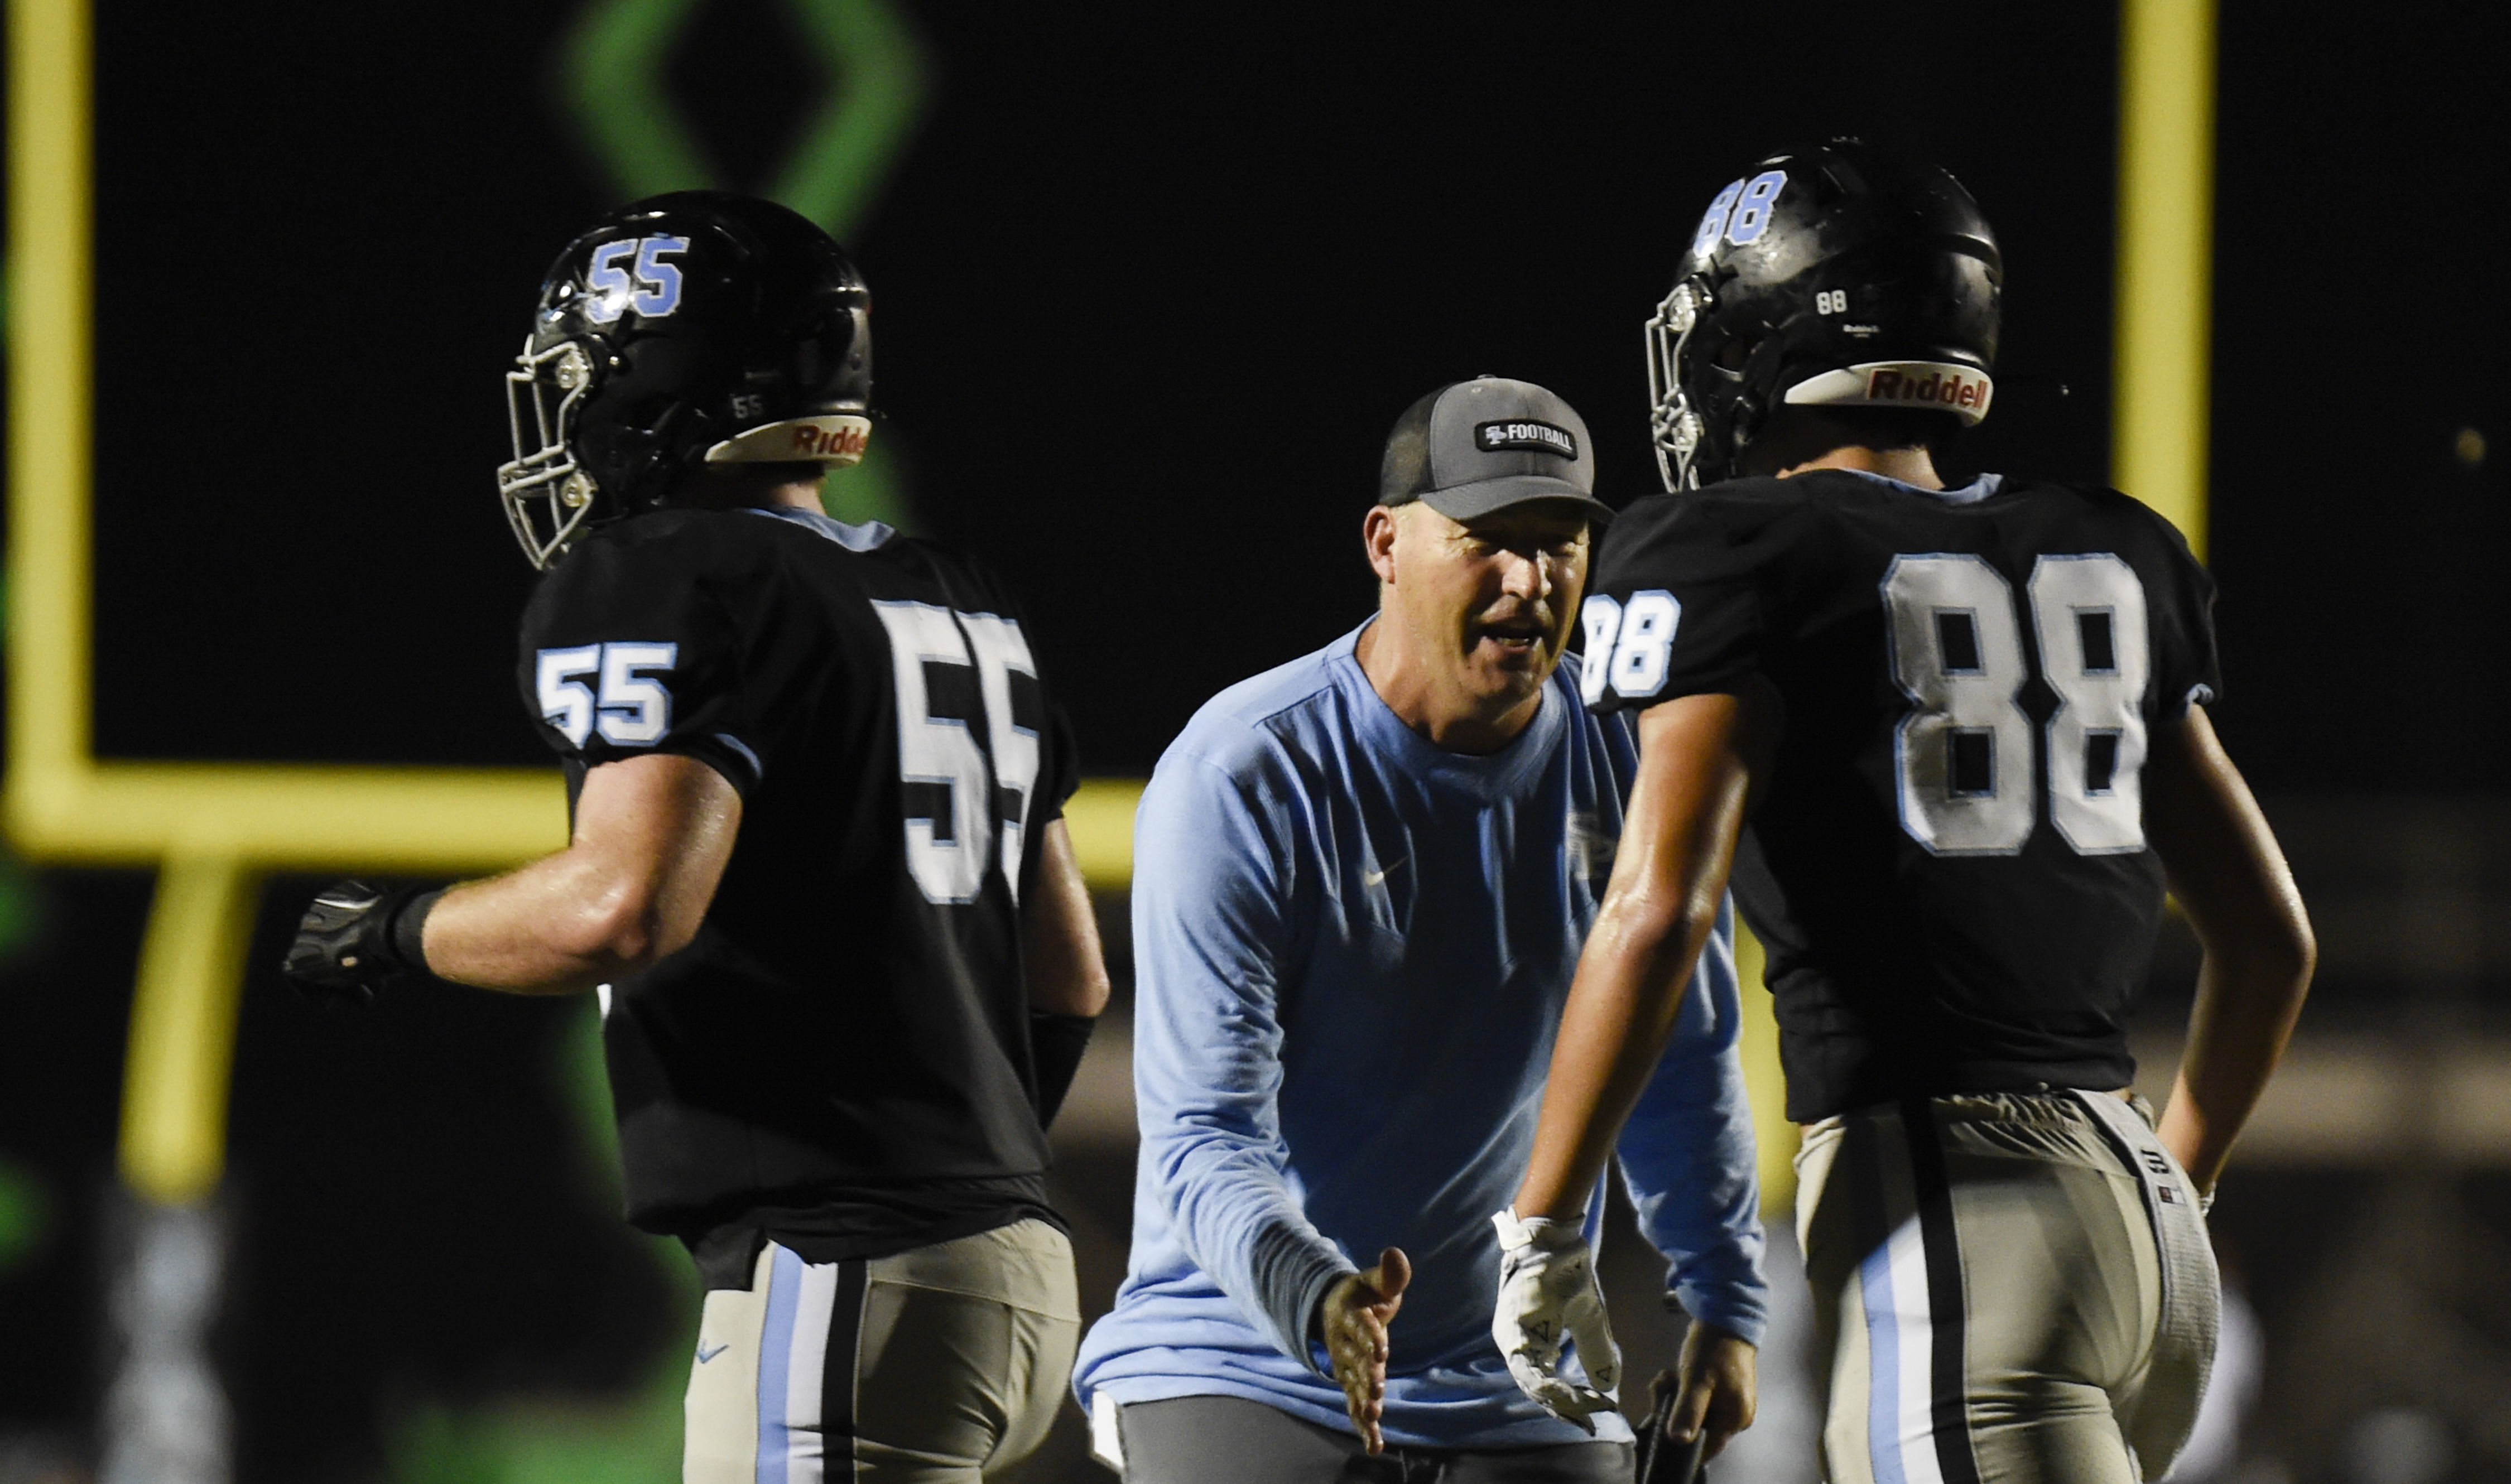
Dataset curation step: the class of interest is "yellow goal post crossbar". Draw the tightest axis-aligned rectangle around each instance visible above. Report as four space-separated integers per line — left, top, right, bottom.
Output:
8 0 2206 1218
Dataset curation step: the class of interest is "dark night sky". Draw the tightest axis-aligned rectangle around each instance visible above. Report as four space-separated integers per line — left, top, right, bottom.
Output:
7 2 2509 1478
79 0 2511 788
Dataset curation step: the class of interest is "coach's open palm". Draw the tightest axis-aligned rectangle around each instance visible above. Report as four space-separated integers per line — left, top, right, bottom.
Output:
1319 1246 1411 1453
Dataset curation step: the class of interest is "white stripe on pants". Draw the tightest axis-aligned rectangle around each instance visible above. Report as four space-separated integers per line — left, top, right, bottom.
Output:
753 1246 844 1483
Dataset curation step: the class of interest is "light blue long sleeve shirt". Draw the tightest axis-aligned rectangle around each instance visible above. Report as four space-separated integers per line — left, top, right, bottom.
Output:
1072 624 1766 1450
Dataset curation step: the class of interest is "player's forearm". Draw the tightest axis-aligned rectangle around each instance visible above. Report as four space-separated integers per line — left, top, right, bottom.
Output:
1514 887 1720 1221
2158 946 2311 1192
421 847 682 994
2143 706 2314 1192
1023 819 1111 1018
1518 692 1762 1222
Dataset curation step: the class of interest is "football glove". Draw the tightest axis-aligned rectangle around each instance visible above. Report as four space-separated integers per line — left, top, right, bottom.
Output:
282 880 435 1007
1491 1207 1622 1430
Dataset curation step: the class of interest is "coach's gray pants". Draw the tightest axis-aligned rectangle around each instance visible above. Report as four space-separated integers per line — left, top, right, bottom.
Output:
684 1218 1081 1483
1114 1396 1632 1484
1797 1091 2218 1484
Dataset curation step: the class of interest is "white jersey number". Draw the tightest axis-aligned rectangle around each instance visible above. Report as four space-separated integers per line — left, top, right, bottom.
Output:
872 601 1044 905
1882 553 2151 856
2029 556 2150 853
1578 590 1682 705
535 640 679 748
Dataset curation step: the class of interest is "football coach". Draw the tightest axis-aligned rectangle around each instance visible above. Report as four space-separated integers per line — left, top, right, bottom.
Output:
1072 378 1766 1482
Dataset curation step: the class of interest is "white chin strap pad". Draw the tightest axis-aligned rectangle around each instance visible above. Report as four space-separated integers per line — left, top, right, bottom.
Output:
704 413 872 466
1783 361 1994 425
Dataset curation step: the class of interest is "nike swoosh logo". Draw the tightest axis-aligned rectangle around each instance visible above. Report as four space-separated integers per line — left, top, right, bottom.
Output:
1364 857 1407 887
697 1342 729 1363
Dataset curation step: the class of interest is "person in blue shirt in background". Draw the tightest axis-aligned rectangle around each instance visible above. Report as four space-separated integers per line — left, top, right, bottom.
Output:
1072 377 1766 1482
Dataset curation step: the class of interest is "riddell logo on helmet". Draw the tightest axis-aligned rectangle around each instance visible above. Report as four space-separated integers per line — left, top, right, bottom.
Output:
1866 367 1991 413
703 414 873 466
793 422 869 458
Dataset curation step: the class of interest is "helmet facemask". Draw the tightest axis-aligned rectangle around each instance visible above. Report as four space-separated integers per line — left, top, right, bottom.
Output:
1647 278 1754 492
1645 280 1709 492
497 338 603 571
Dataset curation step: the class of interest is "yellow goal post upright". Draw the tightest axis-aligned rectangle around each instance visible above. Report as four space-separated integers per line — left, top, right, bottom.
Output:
2114 0 2215 561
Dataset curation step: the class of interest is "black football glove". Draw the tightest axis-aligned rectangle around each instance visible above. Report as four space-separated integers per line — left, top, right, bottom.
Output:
282 879 436 1007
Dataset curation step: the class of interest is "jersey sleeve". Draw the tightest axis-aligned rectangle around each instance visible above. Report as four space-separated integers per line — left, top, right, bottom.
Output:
1129 733 1355 1375
1581 492 1799 715
2134 500 2224 719
515 534 763 794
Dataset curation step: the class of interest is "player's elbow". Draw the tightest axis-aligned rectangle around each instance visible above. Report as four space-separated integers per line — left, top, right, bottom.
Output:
2255 907 2317 992
1594 878 1719 983
2209 898 2316 1007
553 873 682 974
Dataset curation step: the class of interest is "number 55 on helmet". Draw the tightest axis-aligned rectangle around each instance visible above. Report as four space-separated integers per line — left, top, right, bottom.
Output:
496 191 875 569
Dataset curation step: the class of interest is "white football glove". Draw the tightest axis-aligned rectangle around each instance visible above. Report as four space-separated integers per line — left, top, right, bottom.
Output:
1490 1207 1622 1430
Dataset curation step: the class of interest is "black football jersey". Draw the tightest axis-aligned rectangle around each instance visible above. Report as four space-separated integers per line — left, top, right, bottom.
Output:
1582 470 2220 1120
514 504 1080 1245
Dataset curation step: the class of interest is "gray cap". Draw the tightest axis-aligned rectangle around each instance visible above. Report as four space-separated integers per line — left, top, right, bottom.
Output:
1377 375 1612 523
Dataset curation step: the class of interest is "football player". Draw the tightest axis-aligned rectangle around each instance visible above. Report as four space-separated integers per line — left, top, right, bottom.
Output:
1493 141 2314 1484
282 192 1109 1483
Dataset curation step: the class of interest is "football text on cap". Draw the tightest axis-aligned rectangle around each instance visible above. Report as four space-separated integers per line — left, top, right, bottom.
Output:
1475 421 1579 459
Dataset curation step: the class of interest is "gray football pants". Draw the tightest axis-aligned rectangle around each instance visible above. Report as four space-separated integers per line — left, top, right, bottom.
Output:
684 1218 1081 1483
1796 1091 2218 1484
1114 1395 1632 1484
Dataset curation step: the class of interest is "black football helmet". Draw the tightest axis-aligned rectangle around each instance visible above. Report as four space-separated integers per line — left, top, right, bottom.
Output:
1645 138 2002 490
497 191 874 568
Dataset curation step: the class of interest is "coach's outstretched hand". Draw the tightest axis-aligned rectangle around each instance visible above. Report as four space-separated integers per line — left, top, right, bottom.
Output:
282 879 435 1007
1490 1208 1622 1431
1319 1246 1411 1453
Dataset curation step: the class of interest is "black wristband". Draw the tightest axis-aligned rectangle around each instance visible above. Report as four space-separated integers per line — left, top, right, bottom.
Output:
1029 1011 1097 1129
389 887 446 972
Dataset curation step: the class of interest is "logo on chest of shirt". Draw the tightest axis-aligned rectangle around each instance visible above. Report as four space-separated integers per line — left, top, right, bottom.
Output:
1565 812 1617 886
